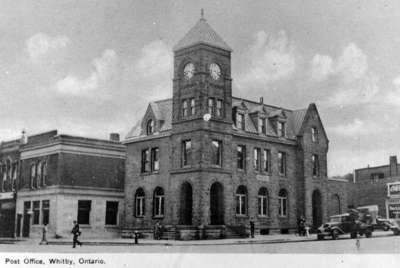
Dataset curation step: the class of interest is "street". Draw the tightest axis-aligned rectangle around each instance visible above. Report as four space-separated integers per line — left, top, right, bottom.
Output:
1 234 400 253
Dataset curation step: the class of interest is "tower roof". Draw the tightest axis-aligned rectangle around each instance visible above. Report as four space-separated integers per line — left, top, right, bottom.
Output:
173 17 232 52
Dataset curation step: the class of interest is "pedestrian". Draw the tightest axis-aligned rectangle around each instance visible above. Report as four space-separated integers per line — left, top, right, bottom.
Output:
154 221 161 240
356 238 360 251
250 219 255 238
39 223 48 245
71 220 82 248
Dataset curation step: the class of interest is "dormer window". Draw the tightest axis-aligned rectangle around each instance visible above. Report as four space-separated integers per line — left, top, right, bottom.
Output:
277 121 286 137
236 113 245 130
311 127 318 143
146 120 154 135
258 118 266 134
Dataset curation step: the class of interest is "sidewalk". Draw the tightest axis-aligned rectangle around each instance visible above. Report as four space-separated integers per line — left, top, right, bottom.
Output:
10 230 393 247
21 233 318 247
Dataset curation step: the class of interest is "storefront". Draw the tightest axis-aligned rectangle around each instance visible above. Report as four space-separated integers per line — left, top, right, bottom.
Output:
0 192 16 237
386 182 400 219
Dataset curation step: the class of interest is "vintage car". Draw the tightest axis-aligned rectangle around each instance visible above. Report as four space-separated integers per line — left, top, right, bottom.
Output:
374 217 395 231
317 213 373 240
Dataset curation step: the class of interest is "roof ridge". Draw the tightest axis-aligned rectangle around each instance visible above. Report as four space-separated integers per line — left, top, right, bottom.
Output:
232 96 296 112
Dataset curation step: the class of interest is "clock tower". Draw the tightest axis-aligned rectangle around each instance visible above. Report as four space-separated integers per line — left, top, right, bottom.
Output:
172 13 233 130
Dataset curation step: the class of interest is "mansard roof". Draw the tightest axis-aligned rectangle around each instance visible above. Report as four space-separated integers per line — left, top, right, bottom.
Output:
173 18 232 52
125 97 313 140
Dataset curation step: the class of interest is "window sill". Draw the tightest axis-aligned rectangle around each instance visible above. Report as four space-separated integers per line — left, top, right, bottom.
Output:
235 214 248 218
79 224 92 228
152 216 164 219
105 225 119 228
257 215 269 218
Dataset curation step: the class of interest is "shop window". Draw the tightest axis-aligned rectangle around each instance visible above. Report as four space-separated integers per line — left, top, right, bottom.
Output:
32 201 40 225
42 200 50 225
105 201 119 225
77 200 91 225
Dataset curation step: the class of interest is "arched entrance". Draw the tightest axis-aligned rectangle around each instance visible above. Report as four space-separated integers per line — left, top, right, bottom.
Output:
179 182 193 225
312 189 323 229
210 182 224 225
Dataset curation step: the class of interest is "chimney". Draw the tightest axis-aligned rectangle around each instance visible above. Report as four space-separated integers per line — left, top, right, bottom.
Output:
390 156 398 177
109 133 120 142
259 97 264 104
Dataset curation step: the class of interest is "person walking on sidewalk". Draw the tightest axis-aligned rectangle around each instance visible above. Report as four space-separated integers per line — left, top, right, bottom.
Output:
39 223 48 245
71 220 82 248
250 219 255 238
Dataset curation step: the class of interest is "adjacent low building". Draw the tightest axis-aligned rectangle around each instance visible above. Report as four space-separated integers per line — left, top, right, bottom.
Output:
351 156 400 219
15 130 125 239
0 139 20 237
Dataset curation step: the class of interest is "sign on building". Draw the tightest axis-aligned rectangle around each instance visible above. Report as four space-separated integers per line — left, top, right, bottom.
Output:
387 182 400 197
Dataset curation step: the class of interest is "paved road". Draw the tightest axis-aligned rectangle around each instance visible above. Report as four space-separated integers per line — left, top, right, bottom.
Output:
1 234 400 253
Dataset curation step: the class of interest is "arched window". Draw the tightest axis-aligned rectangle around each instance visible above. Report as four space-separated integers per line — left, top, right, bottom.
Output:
146 120 154 135
30 163 36 189
258 187 269 216
135 188 145 217
278 189 288 217
153 187 165 217
236 185 247 216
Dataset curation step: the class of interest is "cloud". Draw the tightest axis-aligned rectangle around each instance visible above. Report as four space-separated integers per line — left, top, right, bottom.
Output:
329 118 381 137
323 74 379 107
310 54 334 81
313 43 379 107
382 76 400 106
237 30 296 88
310 43 368 83
135 40 172 78
26 33 69 61
336 43 368 82
55 49 118 97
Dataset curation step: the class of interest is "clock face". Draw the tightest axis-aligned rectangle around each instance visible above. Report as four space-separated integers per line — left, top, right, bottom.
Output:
209 63 221 80
183 63 195 80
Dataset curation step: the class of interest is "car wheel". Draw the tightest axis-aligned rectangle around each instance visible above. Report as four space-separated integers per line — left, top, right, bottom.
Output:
383 226 389 231
317 234 324 240
332 230 339 240
366 231 372 238
393 229 400 236
350 232 357 239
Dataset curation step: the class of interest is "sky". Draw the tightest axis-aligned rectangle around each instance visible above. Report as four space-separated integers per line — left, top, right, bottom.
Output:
1 0 400 176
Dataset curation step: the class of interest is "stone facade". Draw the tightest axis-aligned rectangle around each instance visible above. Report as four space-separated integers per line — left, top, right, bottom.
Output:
123 17 346 238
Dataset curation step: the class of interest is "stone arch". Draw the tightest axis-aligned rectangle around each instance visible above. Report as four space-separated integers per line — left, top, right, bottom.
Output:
312 189 323 228
179 182 193 225
210 182 224 225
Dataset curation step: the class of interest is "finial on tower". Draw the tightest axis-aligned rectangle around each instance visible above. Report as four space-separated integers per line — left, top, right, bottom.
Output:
201 8 204 20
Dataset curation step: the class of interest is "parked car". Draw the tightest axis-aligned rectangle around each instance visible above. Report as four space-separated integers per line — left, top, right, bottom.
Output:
374 217 395 231
317 213 373 240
